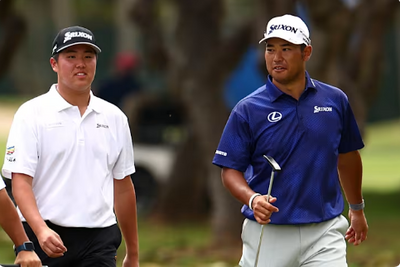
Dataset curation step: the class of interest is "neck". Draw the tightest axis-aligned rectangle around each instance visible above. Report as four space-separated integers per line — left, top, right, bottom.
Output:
272 73 307 100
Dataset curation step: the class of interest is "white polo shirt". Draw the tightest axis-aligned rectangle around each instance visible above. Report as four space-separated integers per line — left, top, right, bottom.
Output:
2 84 135 228
0 178 5 190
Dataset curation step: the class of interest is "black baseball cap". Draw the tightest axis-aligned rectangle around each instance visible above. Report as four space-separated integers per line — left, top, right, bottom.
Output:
51 26 101 56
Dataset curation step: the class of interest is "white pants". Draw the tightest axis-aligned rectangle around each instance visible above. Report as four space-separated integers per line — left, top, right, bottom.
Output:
239 215 349 267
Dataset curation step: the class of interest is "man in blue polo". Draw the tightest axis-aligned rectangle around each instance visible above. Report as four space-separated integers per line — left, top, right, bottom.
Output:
213 14 368 267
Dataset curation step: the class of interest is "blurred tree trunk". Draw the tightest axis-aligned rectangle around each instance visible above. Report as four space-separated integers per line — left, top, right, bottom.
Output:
0 0 26 79
150 127 210 222
304 0 398 135
116 0 138 52
171 0 253 246
131 0 253 248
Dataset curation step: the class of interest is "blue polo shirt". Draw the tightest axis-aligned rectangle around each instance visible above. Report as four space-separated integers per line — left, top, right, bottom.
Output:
212 72 364 225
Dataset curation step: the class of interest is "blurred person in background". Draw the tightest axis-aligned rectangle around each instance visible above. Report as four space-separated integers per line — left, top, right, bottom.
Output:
96 51 151 136
2 26 139 267
0 178 41 267
213 14 368 267
96 52 142 109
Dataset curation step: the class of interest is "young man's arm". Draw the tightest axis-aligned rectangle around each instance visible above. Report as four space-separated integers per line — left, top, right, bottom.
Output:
0 187 42 267
338 150 368 246
114 175 139 267
12 173 67 257
221 167 279 224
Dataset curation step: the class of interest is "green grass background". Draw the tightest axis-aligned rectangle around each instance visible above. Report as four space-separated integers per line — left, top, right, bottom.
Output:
0 98 399 267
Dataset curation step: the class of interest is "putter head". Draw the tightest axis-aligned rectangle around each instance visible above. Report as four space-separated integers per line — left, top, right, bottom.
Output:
263 155 281 172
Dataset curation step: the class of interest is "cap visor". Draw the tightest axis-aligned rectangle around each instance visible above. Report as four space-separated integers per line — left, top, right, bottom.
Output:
258 34 304 45
259 37 268 44
55 42 102 54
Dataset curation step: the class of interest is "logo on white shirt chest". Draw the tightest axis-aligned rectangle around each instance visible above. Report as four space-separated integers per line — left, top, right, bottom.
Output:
96 123 109 129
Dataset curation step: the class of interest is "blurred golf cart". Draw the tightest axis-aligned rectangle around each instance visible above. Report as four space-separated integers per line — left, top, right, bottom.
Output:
127 96 186 215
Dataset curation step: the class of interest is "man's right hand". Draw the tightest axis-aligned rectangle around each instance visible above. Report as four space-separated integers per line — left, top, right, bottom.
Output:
37 227 67 257
252 195 279 225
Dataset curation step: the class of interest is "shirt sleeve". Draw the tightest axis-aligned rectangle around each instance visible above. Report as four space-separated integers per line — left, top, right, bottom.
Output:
0 178 5 190
2 105 38 179
112 116 135 179
212 109 253 172
338 101 364 153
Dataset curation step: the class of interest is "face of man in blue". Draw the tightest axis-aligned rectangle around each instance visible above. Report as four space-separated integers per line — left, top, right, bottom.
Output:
264 38 312 90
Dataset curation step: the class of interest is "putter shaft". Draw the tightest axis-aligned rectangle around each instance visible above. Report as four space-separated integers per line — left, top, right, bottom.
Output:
254 170 275 267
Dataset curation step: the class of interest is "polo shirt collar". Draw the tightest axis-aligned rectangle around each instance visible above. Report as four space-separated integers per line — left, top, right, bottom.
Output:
49 84 102 113
88 93 102 113
266 71 317 102
305 71 317 90
49 84 72 112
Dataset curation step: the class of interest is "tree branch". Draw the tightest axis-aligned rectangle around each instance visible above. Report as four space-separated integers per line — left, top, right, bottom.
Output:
129 0 168 71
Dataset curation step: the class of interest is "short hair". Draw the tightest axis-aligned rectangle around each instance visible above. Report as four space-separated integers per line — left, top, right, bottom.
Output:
52 53 59 62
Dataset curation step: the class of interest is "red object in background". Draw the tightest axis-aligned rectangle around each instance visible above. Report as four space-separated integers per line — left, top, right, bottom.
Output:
115 52 139 72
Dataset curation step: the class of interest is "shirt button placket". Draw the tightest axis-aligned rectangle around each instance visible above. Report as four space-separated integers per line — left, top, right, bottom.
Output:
78 119 85 146
297 102 305 131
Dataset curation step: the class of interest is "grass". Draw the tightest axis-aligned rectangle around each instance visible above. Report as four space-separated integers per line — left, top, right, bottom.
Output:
0 98 399 266
346 191 400 267
361 119 400 192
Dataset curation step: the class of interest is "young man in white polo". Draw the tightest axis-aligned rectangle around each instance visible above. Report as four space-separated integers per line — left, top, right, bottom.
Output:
2 26 139 267
0 178 41 267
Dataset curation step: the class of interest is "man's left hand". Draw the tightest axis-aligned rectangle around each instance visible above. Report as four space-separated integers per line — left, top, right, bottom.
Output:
345 209 368 246
122 254 139 267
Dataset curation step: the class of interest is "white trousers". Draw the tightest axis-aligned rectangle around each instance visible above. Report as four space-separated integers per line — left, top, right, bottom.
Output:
239 215 349 267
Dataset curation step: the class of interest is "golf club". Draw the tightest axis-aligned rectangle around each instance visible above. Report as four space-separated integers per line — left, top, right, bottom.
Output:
0 265 48 267
254 155 281 267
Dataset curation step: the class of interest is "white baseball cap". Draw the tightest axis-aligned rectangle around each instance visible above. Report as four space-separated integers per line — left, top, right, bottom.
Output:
259 14 311 46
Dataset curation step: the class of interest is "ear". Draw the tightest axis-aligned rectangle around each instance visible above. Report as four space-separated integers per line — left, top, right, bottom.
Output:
50 57 58 72
303 45 312 62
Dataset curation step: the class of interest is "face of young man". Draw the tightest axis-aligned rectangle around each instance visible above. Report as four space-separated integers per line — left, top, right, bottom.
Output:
264 38 311 87
50 44 97 94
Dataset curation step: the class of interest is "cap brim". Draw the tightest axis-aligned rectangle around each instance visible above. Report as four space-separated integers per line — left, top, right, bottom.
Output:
258 33 305 45
55 42 102 54
258 37 268 44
